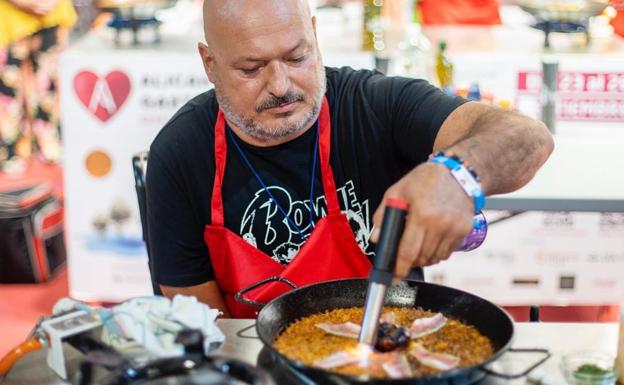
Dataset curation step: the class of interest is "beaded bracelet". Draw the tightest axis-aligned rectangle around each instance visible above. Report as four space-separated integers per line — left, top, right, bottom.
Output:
428 151 485 213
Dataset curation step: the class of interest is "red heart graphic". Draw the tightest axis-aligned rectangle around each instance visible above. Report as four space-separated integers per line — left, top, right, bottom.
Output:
74 70 131 122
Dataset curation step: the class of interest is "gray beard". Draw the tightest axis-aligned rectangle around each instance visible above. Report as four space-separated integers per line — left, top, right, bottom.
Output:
215 68 326 142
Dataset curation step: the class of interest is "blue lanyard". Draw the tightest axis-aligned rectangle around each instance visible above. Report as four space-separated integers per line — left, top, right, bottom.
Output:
226 123 319 240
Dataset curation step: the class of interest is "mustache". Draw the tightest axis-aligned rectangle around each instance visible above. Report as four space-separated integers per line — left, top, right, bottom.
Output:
255 92 305 113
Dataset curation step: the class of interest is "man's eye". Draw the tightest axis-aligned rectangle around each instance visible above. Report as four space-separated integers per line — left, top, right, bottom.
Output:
240 67 260 75
289 55 306 63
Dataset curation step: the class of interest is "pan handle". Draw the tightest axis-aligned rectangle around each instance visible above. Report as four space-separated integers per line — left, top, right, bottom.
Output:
234 276 298 308
480 348 551 379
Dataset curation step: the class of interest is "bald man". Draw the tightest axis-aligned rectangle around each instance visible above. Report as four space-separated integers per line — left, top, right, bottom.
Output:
146 0 553 317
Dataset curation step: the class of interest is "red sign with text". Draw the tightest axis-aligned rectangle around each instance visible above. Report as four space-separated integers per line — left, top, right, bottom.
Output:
517 71 624 122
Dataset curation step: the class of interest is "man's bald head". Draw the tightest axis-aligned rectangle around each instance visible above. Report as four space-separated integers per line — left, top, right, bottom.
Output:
197 0 324 146
202 0 313 47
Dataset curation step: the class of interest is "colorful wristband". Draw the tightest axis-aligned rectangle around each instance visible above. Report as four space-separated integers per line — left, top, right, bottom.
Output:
428 151 485 213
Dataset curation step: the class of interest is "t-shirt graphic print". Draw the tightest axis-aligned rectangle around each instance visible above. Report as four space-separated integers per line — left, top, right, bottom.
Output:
239 180 374 264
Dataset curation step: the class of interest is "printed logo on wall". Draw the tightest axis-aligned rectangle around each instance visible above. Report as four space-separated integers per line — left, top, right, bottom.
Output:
74 70 131 122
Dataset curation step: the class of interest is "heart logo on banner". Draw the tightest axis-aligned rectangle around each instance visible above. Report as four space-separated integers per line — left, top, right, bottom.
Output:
74 70 131 123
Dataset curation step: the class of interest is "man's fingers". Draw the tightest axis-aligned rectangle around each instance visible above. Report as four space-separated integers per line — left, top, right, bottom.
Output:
369 226 379 245
432 236 460 265
430 215 471 264
370 200 387 244
417 229 443 266
395 221 425 278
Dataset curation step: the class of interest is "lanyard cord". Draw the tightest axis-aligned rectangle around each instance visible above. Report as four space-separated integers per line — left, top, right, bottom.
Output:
226 123 319 240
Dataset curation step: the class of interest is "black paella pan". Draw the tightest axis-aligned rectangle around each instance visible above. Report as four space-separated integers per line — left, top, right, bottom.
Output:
238 277 550 385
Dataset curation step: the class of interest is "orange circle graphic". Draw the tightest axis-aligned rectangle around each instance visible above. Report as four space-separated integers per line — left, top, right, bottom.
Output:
85 150 112 178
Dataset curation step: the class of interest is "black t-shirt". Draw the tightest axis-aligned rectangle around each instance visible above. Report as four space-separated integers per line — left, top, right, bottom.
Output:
146 66 466 287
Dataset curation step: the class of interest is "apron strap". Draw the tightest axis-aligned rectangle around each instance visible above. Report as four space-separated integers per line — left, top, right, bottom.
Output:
318 97 341 215
211 110 227 226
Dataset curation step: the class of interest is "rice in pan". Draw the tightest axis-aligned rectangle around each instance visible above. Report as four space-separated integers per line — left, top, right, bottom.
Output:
274 306 494 379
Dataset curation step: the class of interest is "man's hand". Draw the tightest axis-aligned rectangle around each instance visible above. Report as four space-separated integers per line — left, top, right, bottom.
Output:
9 0 58 16
371 162 474 278
369 101 553 279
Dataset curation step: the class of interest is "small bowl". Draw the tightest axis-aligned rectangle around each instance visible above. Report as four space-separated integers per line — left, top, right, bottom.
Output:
560 351 617 385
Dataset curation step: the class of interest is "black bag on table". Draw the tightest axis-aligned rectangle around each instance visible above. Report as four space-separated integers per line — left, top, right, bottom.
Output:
0 183 66 283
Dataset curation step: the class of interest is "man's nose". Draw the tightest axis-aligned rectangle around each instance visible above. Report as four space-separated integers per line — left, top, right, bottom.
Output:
266 61 292 97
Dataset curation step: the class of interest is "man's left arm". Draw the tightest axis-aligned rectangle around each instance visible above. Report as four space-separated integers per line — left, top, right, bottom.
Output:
373 101 554 277
433 101 553 195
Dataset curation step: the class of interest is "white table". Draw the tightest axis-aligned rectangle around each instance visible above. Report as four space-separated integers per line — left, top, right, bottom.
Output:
486 121 624 212
3 320 619 385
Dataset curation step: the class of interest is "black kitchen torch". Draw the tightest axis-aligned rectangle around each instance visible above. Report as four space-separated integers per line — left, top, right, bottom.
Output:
358 198 408 346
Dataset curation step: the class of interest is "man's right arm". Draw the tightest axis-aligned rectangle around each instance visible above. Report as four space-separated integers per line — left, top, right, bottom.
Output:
161 281 231 317
146 143 229 315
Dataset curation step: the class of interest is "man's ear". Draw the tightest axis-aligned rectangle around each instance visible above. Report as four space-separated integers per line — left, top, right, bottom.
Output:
198 42 216 83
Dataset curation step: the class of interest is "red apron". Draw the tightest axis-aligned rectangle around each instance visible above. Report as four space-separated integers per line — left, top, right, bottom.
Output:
204 97 372 318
